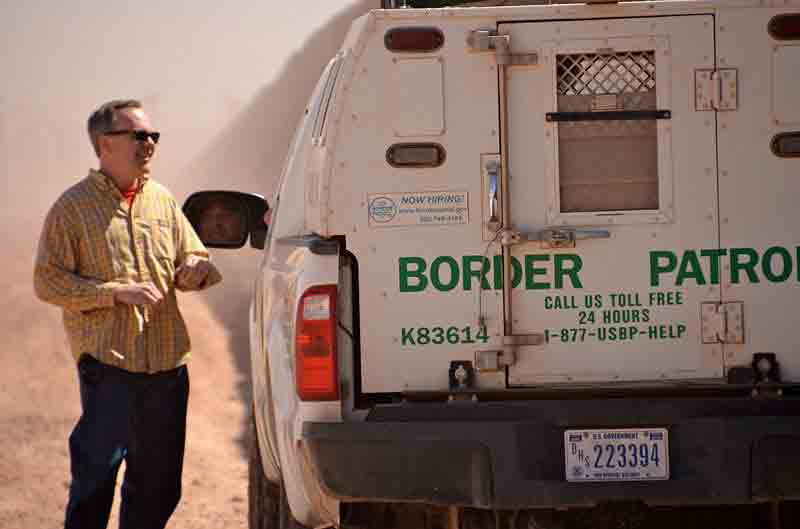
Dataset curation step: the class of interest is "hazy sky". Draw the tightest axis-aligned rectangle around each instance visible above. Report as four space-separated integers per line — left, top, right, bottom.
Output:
0 1 369 215
0 8 374 523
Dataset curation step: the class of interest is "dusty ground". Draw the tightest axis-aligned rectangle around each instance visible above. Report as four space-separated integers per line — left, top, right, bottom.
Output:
0 229 250 529
0 3 373 527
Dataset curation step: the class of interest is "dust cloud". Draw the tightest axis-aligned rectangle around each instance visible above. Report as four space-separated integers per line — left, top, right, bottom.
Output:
0 1 375 527
179 0 377 402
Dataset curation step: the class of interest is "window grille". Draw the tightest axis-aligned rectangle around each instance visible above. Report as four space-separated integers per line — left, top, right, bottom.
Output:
557 51 656 96
555 50 659 213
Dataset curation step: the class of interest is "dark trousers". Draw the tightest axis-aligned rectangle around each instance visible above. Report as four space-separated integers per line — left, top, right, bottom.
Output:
65 355 190 529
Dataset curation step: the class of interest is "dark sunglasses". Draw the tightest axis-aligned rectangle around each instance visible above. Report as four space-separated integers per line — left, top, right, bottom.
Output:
104 129 161 144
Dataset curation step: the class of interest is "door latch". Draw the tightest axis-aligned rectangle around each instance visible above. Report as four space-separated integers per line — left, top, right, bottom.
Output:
467 29 538 66
500 227 611 249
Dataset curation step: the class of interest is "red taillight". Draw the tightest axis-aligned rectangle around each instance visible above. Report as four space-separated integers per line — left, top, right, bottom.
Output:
386 143 446 168
384 27 444 53
295 285 338 401
769 14 800 40
771 132 800 158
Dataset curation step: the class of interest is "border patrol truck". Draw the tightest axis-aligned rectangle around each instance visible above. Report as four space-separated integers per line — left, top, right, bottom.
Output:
183 1 800 527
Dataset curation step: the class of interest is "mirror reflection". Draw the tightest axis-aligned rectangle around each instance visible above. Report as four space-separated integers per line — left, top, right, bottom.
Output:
188 194 247 247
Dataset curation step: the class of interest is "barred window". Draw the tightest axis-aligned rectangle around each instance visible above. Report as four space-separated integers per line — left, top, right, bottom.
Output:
556 51 659 213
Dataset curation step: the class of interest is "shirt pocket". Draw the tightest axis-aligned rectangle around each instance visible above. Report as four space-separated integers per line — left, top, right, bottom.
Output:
134 218 176 289
135 218 175 260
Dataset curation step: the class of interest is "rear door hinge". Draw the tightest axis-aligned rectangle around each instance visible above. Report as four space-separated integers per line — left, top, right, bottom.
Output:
467 29 538 66
701 301 745 344
695 68 738 111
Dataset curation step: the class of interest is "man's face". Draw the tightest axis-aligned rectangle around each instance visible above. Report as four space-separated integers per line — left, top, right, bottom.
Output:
101 107 157 178
198 202 244 244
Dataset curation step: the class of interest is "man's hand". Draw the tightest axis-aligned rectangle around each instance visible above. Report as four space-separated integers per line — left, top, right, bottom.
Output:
175 255 212 290
113 282 164 305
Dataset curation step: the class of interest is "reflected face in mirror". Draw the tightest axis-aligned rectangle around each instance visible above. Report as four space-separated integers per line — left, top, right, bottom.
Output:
196 200 245 245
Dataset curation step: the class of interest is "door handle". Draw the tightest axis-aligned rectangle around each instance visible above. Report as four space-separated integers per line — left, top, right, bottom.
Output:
501 227 611 248
529 228 610 248
486 160 501 231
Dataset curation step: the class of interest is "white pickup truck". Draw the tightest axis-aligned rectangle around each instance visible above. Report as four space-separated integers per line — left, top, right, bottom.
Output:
182 1 800 528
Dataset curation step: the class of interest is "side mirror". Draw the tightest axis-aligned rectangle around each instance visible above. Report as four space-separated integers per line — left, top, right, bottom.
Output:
182 191 270 250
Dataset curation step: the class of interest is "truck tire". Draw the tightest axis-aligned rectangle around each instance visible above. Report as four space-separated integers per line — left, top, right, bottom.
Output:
248 412 280 529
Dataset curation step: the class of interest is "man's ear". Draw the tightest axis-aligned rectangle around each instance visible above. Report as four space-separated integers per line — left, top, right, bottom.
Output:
97 135 112 156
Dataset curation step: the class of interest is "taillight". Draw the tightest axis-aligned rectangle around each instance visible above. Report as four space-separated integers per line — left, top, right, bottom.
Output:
771 132 800 158
384 27 444 53
769 14 800 40
295 285 339 401
386 143 446 168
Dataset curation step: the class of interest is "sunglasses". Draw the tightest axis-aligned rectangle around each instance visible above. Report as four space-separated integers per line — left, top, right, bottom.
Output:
104 129 161 144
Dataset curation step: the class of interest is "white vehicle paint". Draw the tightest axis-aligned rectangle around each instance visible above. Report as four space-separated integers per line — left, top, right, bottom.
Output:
185 1 800 527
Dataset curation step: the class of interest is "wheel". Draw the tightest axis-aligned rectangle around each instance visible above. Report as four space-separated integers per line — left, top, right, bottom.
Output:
249 412 280 529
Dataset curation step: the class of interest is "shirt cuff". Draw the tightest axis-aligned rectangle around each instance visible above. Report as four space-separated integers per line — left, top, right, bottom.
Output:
97 282 120 308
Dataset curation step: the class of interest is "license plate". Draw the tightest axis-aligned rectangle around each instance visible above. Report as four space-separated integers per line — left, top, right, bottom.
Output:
564 428 669 482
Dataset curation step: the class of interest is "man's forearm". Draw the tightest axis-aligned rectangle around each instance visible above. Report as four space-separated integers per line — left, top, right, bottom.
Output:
33 264 119 312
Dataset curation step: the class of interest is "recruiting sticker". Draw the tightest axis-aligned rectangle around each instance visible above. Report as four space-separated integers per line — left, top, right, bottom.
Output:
367 191 468 228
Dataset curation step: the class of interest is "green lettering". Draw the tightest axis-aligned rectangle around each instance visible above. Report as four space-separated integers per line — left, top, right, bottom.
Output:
399 257 427 292
492 255 523 289
462 255 491 291
417 327 430 344
730 248 759 284
430 256 459 291
676 251 706 286
650 251 677 287
554 254 583 289
512 257 522 288
762 246 792 282
525 254 550 290
700 249 727 285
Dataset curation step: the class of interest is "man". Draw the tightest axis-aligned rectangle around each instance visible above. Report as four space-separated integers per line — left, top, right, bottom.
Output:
195 196 245 245
34 99 222 529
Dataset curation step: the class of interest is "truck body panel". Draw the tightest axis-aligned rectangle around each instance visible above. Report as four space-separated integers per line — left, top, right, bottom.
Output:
326 2 800 395
716 7 800 381
329 13 505 392
186 1 800 526
504 14 722 384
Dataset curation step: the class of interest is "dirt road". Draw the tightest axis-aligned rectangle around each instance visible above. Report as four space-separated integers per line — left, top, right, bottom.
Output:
0 3 373 527
0 232 249 529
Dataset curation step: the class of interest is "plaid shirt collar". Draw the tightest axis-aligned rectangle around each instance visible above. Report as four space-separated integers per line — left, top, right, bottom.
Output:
88 168 149 199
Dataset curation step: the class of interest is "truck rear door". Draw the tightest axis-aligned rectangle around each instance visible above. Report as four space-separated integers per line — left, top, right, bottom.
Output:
500 15 723 385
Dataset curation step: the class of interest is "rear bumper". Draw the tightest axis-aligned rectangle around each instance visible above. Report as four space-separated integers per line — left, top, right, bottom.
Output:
302 396 800 508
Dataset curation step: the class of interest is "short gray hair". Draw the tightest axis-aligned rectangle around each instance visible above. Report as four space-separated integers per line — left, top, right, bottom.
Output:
87 99 142 156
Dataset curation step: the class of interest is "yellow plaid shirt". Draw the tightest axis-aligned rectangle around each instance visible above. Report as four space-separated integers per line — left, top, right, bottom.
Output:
34 169 222 373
